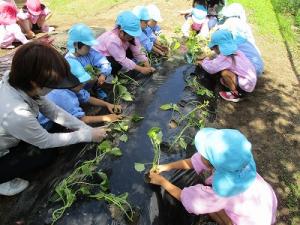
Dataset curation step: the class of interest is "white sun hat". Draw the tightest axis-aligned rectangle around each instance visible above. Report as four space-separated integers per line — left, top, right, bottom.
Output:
147 4 163 22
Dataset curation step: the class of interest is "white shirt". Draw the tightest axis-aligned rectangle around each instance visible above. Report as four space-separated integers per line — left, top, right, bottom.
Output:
0 72 92 157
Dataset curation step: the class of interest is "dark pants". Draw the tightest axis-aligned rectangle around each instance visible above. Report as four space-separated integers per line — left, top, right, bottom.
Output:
0 143 58 183
107 48 134 76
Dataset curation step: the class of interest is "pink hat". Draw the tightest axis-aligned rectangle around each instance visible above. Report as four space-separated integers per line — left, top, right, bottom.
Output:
26 0 42 16
0 2 18 25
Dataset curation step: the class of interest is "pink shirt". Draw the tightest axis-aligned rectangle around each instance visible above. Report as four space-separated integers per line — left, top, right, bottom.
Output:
0 24 28 48
93 28 148 71
181 153 277 225
201 50 257 92
17 6 50 24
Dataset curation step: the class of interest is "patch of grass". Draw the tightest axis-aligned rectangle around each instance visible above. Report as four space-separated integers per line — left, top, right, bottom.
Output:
228 0 281 39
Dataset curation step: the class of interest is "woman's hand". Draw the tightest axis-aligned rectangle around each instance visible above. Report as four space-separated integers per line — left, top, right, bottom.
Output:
91 127 110 142
97 74 106 85
101 114 123 122
106 103 122 114
149 171 165 186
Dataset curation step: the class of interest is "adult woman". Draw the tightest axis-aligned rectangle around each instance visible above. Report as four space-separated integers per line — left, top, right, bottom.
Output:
0 41 108 196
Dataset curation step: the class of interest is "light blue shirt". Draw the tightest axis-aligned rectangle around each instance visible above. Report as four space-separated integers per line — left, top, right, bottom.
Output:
38 89 91 128
237 40 264 76
138 29 154 52
65 48 112 79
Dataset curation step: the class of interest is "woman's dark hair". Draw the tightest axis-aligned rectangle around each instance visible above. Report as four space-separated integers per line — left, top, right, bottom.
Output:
9 41 71 92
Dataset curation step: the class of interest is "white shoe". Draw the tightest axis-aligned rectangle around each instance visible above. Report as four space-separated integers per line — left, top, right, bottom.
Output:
0 178 29 196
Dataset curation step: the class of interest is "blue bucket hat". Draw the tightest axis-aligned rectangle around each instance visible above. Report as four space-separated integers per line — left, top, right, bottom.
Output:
67 23 98 53
132 6 150 21
194 128 257 197
208 29 238 56
116 11 142 37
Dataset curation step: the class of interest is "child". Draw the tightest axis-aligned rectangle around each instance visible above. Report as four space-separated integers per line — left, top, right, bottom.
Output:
93 11 155 76
199 29 257 102
146 4 163 36
0 1 29 48
66 23 112 99
149 128 278 225
17 0 54 39
219 3 247 23
132 5 167 56
206 0 226 29
180 0 209 37
38 70 122 129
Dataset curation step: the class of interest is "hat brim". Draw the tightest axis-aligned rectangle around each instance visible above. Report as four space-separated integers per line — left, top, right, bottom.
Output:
44 74 80 89
194 128 217 160
28 8 42 16
82 39 98 47
124 27 142 37
219 41 238 56
192 15 206 25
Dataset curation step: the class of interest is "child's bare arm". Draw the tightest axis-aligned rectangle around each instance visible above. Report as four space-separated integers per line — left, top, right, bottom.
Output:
154 159 193 173
81 114 122 124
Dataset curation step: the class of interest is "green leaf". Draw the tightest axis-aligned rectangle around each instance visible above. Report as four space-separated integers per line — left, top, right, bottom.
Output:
160 103 173 111
160 103 179 112
120 92 133 101
179 137 188 150
98 171 109 191
97 140 112 153
119 134 128 142
147 127 163 145
109 147 122 156
134 163 145 172
79 186 91 195
131 114 144 122
120 121 129 131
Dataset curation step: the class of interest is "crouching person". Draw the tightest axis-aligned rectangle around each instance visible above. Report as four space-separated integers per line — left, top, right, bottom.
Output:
0 42 108 196
199 29 257 102
149 128 278 225
93 11 155 76
38 63 123 129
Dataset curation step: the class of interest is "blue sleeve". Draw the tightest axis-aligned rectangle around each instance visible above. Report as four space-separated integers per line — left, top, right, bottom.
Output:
46 90 85 119
89 49 112 77
76 89 90 104
153 25 161 35
238 41 264 76
37 112 50 127
145 27 157 43
138 32 154 52
66 57 91 83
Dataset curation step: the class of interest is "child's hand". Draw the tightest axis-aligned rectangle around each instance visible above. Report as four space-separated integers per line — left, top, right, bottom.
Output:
150 164 169 174
101 114 123 122
97 74 106 85
149 171 165 185
107 104 122 114
140 66 155 75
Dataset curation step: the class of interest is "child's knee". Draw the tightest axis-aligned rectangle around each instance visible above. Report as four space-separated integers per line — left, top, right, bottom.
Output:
221 70 236 78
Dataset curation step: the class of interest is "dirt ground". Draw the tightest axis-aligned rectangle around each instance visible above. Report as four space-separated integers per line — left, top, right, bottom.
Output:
1 0 299 224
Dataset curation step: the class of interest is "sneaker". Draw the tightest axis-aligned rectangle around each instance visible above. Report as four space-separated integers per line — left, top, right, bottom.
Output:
0 178 29 196
219 91 242 103
96 89 108 100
